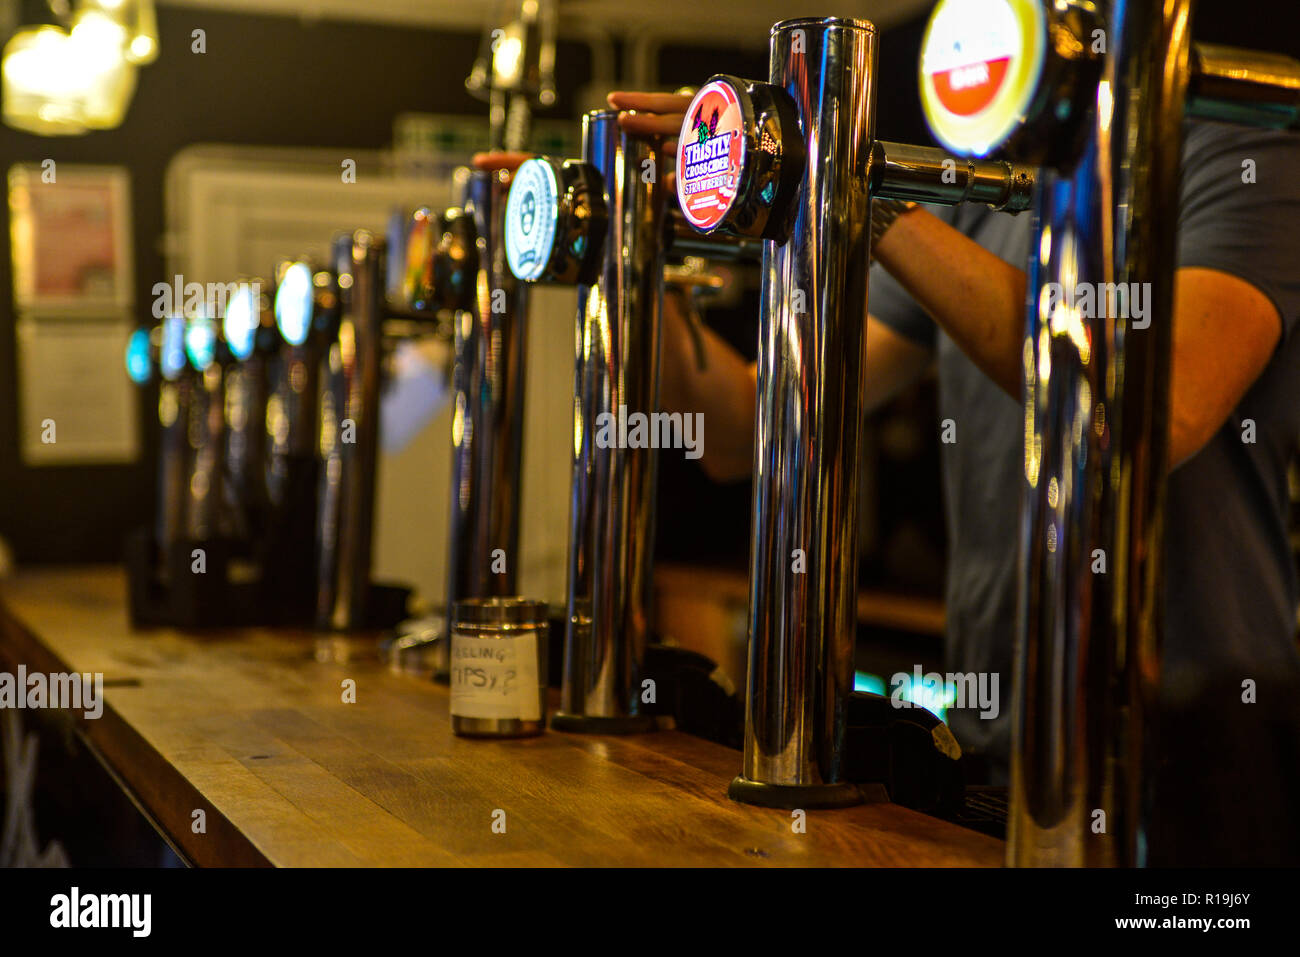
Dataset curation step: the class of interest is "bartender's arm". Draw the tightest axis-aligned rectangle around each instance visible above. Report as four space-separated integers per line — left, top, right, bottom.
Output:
615 95 934 480
613 92 1285 472
660 292 932 481
877 209 1283 469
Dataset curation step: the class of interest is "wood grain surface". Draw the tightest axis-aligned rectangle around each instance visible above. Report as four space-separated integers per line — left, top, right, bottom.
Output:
0 566 1000 867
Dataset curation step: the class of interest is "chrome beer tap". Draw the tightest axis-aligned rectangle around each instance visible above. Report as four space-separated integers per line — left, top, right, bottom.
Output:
273 232 426 634
674 18 1037 808
446 172 529 661
125 317 189 583
220 280 277 544
181 309 227 544
314 231 388 632
264 258 339 623
314 214 485 636
399 179 528 669
915 0 1300 866
307 191 521 640
503 111 669 733
421 0 553 667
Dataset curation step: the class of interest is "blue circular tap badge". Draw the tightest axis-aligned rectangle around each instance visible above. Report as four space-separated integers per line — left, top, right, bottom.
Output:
124 327 152 384
223 282 260 361
275 261 314 346
185 314 217 371
505 158 560 281
160 314 187 381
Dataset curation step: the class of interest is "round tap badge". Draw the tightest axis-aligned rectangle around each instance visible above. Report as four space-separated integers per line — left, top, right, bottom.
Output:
676 79 746 232
185 314 217 371
223 282 259 361
919 0 1045 156
125 328 152 384
275 261 313 346
505 158 560 282
160 315 188 381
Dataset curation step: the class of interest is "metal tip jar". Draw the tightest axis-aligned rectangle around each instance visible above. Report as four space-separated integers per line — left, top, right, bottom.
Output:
449 598 550 738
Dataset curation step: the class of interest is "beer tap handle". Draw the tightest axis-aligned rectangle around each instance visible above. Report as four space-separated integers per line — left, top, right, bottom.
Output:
870 141 1036 212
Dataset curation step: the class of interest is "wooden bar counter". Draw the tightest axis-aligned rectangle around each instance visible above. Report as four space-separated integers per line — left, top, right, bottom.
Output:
0 566 1002 867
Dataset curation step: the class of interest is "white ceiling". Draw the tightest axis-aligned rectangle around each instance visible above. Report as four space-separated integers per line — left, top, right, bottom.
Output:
159 0 935 45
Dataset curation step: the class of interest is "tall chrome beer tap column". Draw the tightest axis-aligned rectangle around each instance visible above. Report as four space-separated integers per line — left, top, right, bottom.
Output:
441 172 528 660
674 19 877 807
919 0 1300 866
400 179 528 670
154 315 191 579
1009 1 1167 868
504 118 772 729
125 318 190 583
221 281 276 543
559 112 669 732
181 310 226 543
674 19 1037 808
506 119 783 731
266 258 337 621
502 110 670 731
315 231 387 631
739 20 877 807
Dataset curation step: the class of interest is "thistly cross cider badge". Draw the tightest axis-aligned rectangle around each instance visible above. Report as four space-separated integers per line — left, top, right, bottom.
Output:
677 80 745 230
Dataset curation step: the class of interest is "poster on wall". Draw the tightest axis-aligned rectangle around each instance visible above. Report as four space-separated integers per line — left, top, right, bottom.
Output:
8 164 133 312
8 164 138 465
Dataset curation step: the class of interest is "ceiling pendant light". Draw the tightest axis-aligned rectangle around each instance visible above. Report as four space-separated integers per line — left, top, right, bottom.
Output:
1 0 159 136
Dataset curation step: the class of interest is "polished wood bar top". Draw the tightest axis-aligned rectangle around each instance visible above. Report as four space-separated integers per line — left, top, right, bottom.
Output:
0 566 1001 867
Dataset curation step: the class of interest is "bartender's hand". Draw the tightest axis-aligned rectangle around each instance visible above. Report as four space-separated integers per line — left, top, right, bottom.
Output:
470 151 533 176
608 91 692 135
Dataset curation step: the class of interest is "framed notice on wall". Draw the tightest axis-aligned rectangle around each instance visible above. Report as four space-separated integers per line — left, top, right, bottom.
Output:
8 163 133 313
16 317 139 466
9 163 138 465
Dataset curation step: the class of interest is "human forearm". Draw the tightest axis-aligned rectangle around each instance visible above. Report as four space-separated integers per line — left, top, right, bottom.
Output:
1168 267 1281 469
659 290 757 481
873 208 1026 400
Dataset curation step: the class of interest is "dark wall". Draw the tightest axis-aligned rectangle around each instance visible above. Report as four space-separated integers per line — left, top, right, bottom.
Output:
2 3 1291 565
0 8 588 563
656 16 932 146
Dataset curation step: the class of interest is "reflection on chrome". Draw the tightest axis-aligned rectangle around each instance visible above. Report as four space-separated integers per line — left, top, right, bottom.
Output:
1010 0 1189 868
314 232 385 632
552 110 667 733
440 170 529 672
730 18 877 809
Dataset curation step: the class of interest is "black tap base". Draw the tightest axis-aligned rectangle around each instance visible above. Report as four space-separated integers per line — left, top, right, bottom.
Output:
727 776 864 810
550 712 658 735
124 528 279 629
124 527 408 632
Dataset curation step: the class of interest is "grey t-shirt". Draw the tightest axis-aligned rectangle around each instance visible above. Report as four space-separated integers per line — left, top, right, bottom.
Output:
869 121 1300 786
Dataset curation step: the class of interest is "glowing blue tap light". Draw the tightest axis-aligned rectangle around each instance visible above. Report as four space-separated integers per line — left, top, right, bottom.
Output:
855 669 956 723
275 262 314 346
124 327 152 384
223 282 260 361
185 314 216 371
159 314 187 380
